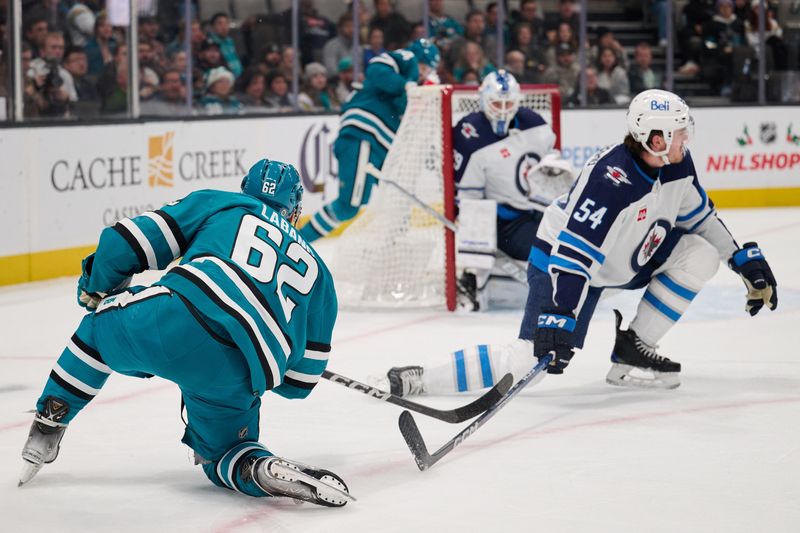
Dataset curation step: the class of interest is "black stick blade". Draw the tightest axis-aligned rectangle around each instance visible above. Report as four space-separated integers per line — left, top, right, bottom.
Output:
398 410 433 471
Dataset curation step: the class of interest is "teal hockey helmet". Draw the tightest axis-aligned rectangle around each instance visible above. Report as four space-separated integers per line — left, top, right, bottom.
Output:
241 159 303 223
408 38 440 69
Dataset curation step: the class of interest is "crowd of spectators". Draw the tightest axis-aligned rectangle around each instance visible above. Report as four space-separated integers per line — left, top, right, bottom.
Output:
0 0 797 121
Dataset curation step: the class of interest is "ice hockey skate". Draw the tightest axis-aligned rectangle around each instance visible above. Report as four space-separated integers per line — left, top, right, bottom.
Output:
19 397 69 487
387 365 426 397
252 456 355 507
606 310 681 389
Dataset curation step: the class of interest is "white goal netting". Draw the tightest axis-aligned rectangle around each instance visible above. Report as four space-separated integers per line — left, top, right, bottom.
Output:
330 84 560 310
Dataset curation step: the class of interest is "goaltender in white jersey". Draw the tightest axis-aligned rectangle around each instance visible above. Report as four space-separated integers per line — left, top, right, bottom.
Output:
385 89 778 395
454 70 573 310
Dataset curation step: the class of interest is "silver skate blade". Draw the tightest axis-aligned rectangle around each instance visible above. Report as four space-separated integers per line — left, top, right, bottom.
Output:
606 364 680 390
269 463 357 504
19 460 43 487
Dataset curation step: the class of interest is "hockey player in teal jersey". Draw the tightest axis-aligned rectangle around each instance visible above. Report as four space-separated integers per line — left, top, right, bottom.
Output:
299 38 440 242
19 159 354 507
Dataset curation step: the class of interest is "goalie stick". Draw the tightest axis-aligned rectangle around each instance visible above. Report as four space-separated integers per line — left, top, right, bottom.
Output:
364 163 528 286
398 354 552 470
322 370 513 423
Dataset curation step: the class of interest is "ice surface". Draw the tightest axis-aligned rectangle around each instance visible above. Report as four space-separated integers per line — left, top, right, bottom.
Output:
1 208 799 533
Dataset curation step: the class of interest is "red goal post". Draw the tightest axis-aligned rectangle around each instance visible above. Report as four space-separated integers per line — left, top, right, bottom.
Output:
330 84 562 311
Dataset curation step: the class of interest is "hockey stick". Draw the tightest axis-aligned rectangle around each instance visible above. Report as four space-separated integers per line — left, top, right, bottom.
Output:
364 163 528 285
397 354 552 471
322 370 513 424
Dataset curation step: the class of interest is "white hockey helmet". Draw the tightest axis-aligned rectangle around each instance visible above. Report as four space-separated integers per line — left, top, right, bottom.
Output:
626 89 693 164
479 69 521 137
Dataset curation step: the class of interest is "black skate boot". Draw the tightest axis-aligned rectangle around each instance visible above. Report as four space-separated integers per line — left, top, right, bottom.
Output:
387 366 425 397
456 271 480 311
606 310 681 389
250 456 355 507
19 397 70 486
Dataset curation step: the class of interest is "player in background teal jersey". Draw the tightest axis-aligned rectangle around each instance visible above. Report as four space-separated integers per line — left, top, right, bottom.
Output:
19 159 354 507
299 38 440 242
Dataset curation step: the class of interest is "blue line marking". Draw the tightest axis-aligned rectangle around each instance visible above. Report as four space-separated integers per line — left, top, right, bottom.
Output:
655 273 697 301
477 345 494 388
643 290 682 321
454 350 468 392
557 231 605 263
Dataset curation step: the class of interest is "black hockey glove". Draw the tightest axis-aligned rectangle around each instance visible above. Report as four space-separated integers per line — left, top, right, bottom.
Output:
533 308 577 374
729 242 778 316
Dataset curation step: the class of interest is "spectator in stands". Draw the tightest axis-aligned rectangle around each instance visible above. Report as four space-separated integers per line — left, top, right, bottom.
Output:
197 38 225 76
235 67 267 112
263 70 294 111
544 21 579 67
63 46 98 112
590 27 629 70
24 16 49 57
200 66 241 115
207 13 242 78
27 31 77 117
505 49 540 83
678 0 713 75
429 0 463 49
298 61 336 111
140 69 190 116
543 43 579 100
569 66 613 106
85 15 117 78
448 11 490 70
513 23 547 76
596 46 630 104
733 0 753 21
511 0 545 46
137 41 161 101
452 41 494 83
363 26 386 65
168 50 188 78
166 19 204 59
702 0 745 95
410 22 426 42
628 42 662 93
545 0 579 43
323 14 360 76
65 2 95 47
649 0 669 47
28 0 66 37
333 56 355 103
370 0 411 51
259 43 282 74
97 43 128 115
744 3 788 71
21 42 50 119
289 0 335 65
139 16 165 62
460 69 481 86
484 2 509 54
278 46 296 81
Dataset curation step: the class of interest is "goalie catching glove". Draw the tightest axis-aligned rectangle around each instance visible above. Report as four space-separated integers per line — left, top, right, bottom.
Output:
729 242 777 316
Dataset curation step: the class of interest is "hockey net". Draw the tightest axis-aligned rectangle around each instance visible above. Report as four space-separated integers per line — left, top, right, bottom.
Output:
330 84 561 311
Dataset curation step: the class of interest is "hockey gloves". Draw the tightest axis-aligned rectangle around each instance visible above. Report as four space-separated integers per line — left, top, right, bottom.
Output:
729 242 778 316
77 254 105 310
533 308 577 374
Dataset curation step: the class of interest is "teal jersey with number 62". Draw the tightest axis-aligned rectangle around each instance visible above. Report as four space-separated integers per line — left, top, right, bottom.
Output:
83 189 337 398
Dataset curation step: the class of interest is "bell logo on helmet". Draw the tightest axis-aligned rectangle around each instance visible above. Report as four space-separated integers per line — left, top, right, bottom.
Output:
650 100 669 111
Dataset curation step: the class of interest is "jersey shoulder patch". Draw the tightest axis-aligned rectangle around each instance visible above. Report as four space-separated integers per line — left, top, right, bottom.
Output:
454 112 498 150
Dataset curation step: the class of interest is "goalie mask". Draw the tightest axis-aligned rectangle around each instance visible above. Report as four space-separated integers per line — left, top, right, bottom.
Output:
627 89 694 165
479 70 521 137
241 159 304 224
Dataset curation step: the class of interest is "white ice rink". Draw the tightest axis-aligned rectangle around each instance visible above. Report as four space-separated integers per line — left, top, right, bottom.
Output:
1 208 799 533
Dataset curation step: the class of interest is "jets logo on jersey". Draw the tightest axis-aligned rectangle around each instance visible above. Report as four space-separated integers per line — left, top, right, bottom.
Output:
604 166 631 187
515 152 542 196
461 122 479 139
631 219 671 269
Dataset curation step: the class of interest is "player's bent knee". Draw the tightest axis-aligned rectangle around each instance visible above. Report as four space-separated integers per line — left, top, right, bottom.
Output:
686 237 720 283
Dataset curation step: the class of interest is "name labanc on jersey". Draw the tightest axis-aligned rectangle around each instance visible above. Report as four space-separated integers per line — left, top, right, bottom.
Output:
536 144 718 289
453 110 556 211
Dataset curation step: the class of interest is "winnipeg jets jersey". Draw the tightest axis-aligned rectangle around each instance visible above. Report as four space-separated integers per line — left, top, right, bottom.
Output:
84 190 337 399
530 144 738 315
453 108 556 215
